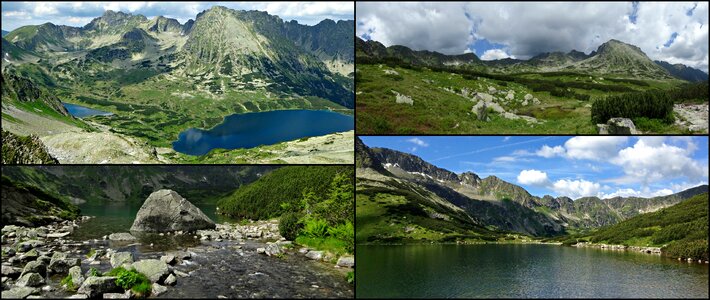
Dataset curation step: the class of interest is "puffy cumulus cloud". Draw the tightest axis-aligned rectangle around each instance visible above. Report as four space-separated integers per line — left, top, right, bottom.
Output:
517 169 550 186
563 137 628 161
406 137 429 147
1 2 351 30
552 179 601 199
599 187 673 199
480 48 514 60
355 2 708 71
612 139 708 184
536 145 565 158
356 2 474 54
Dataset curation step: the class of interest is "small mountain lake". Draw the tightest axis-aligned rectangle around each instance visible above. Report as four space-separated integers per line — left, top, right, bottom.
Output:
63 102 113 118
357 244 709 298
172 109 354 156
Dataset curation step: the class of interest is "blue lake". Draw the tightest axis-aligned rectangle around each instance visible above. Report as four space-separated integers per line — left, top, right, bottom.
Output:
63 103 113 118
172 109 354 156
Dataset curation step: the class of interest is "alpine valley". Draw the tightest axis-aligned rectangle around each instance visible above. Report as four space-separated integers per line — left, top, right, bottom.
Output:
356 37 708 135
355 137 708 257
1 6 354 164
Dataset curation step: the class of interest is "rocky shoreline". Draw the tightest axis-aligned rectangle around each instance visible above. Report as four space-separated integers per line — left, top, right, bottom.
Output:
2 218 354 299
572 242 710 264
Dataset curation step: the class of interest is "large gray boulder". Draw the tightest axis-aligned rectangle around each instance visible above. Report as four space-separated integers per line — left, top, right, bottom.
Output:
68 266 85 287
77 276 121 298
604 118 640 134
131 259 169 283
130 190 215 233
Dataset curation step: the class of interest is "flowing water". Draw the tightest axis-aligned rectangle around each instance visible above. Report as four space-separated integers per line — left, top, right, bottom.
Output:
172 109 354 156
356 244 709 298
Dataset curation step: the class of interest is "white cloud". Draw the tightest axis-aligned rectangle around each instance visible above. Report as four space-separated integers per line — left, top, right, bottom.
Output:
503 136 511 142
599 187 673 199
406 138 429 147
480 48 514 60
563 136 628 161
494 156 517 162
612 139 708 184
536 145 565 158
517 169 550 186
356 2 709 71
552 179 601 199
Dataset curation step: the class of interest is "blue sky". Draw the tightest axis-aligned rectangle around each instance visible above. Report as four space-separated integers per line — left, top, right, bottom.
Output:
356 2 709 72
1 2 353 31
360 136 709 200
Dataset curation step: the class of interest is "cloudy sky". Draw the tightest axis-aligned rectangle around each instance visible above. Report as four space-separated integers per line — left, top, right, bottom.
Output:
1 1 353 30
357 2 709 72
359 136 709 200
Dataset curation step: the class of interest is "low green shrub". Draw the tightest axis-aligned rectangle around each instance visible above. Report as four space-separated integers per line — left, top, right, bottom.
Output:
279 211 303 241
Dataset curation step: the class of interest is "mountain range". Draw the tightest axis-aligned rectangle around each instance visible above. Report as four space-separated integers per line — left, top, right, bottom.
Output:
3 8 354 108
356 37 708 82
355 137 708 240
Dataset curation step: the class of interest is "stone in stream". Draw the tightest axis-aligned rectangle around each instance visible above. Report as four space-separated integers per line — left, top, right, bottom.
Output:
1 286 39 299
160 255 176 265
66 294 89 299
110 252 134 268
2 265 22 279
336 256 354 268
36 255 51 266
151 283 168 296
108 233 137 241
130 190 215 233
20 260 46 277
18 240 44 252
19 249 40 262
174 270 190 278
69 266 85 287
305 251 324 261
130 259 169 283
257 248 266 254
265 243 282 256
48 252 81 274
16 272 45 287
77 276 121 298
102 292 130 299
46 232 71 238
164 273 177 286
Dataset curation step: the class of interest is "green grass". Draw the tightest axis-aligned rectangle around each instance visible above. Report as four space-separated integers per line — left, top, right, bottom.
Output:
295 236 349 258
105 266 152 297
356 63 691 134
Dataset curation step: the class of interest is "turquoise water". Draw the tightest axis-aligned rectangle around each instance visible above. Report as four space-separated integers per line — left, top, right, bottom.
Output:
172 109 353 155
357 244 709 298
63 103 113 118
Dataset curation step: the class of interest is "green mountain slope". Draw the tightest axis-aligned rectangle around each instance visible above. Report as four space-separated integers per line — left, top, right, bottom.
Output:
583 193 708 260
217 166 353 220
1 176 79 226
2 166 273 205
1 130 58 164
655 60 709 82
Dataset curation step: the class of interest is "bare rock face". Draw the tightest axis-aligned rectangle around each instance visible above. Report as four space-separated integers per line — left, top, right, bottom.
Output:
130 190 215 233
600 118 639 134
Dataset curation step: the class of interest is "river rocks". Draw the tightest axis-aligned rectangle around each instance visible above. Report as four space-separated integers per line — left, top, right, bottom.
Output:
69 266 85 287
102 292 129 299
160 255 176 265
18 240 45 252
265 243 282 256
20 249 40 262
108 233 136 241
336 256 354 268
151 283 168 296
130 190 216 233
77 276 121 298
164 274 177 286
173 270 189 278
20 261 46 277
36 255 51 266
48 252 81 274
130 259 169 283
67 294 89 299
305 251 324 261
46 232 71 238
110 252 134 268
257 248 266 254
3 265 23 279
1 286 39 299
16 272 44 287
524 94 533 101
